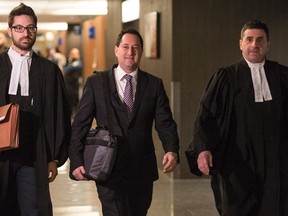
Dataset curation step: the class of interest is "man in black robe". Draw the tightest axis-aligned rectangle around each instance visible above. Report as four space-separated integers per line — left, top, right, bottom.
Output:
0 3 71 216
190 20 288 215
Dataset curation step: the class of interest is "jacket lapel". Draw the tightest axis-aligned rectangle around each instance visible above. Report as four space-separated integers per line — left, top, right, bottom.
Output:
133 70 147 118
107 68 131 129
107 68 123 110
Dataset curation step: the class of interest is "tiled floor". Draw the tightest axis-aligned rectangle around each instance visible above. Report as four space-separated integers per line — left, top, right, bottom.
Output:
50 162 219 216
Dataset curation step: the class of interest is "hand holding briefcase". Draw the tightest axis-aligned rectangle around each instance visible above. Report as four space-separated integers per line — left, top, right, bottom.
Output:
0 103 20 151
83 127 117 181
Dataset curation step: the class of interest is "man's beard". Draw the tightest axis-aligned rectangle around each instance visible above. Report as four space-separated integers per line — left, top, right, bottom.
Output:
12 36 36 51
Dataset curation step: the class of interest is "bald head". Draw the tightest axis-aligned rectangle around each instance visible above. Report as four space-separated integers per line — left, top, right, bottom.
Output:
69 48 80 60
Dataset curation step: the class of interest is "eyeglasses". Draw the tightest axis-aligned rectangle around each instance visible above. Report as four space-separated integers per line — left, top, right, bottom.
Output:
11 25 37 33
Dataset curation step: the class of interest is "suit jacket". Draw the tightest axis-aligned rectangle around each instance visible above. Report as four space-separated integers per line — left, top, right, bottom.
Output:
69 64 179 185
0 50 71 216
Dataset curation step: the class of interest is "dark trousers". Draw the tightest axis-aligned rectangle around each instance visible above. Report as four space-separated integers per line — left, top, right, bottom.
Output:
2 162 39 216
96 181 153 216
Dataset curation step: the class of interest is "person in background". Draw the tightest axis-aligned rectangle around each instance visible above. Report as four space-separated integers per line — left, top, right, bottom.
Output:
0 3 71 216
63 47 83 115
69 29 180 216
0 32 8 52
48 46 66 72
189 20 288 215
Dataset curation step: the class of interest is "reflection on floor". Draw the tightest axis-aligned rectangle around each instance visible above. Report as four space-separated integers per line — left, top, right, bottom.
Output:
50 162 219 216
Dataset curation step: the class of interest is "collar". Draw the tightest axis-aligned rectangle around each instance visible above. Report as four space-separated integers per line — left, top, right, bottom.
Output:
244 58 265 69
8 47 33 58
115 65 138 82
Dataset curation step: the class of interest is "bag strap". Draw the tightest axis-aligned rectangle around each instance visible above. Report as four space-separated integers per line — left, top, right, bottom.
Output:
94 71 114 133
94 70 123 137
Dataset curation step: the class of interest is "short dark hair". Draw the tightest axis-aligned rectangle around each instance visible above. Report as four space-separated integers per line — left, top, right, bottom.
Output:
115 28 143 49
8 3 37 27
240 20 269 41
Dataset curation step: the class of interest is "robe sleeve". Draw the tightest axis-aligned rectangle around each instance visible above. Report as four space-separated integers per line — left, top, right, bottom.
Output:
54 66 71 166
45 63 71 167
280 64 288 101
189 68 235 170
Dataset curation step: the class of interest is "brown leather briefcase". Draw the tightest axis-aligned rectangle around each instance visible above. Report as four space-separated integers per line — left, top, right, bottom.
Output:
0 103 20 151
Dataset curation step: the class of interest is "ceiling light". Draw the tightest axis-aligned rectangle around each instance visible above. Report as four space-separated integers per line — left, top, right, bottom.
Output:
0 0 108 16
37 22 68 31
45 32 55 41
0 22 68 31
122 0 140 23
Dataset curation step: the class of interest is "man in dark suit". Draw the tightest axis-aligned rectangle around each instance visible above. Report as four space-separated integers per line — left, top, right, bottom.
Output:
69 28 180 216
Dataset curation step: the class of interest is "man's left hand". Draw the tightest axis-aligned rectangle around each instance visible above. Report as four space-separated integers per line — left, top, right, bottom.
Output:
162 152 178 173
48 161 58 182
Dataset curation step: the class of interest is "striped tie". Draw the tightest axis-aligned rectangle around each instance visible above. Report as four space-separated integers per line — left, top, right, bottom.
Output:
123 74 134 120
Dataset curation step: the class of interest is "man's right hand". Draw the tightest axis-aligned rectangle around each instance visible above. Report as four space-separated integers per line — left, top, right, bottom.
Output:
72 166 88 181
197 151 213 175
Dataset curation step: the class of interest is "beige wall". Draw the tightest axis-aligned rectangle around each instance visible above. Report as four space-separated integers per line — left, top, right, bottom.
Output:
82 16 107 82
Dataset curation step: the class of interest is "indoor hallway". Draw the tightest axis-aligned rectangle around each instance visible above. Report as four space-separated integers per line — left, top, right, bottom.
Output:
50 162 219 216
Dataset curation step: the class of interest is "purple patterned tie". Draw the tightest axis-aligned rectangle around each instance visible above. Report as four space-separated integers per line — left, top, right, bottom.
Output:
123 74 133 119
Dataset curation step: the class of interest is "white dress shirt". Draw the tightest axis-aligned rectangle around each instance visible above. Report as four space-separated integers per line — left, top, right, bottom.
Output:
114 66 137 102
